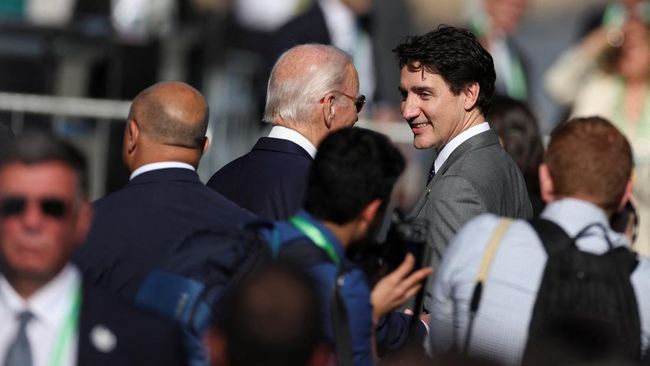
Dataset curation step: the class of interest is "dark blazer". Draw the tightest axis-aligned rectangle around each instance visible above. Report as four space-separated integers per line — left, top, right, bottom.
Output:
78 281 187 365
411 130 533 309
74 168 254 301
207 137 313 220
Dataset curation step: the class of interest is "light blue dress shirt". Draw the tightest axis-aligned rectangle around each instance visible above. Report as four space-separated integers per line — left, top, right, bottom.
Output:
428 198 650 365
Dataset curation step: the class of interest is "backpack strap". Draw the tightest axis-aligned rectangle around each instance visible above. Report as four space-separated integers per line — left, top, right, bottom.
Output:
463 218 513 354
528 218 574 255
331 271 354 366
265 217 355 366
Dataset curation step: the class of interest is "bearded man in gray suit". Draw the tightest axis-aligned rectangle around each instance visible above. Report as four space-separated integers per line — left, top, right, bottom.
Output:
394 26 532 310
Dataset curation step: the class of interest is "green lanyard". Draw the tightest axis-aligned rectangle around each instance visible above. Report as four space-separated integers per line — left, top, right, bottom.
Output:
48 286 82 366
288 215 341 266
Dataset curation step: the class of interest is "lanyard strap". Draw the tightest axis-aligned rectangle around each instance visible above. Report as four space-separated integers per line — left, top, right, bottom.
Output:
288 215 341 266
48 286 81 366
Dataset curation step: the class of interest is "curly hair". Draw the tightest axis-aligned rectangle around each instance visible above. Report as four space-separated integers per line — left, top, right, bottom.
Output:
393 25 496 115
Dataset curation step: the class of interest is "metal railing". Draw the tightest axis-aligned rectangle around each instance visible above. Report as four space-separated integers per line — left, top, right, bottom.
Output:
0 92 130 199
0 91 415 199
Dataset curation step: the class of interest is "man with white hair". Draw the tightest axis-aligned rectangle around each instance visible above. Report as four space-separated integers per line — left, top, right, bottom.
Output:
206 43 365 220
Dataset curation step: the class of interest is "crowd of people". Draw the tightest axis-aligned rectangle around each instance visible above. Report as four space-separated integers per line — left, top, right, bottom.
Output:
1 1 650 365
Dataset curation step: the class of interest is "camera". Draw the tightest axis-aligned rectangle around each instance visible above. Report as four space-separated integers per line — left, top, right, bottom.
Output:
349 211 429 286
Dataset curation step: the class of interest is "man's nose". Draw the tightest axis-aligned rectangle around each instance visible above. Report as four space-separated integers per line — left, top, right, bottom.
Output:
21 201 45 229
401 96 420 121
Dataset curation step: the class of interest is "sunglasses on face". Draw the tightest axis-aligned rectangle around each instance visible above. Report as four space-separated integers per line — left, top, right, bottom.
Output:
337 91 366 113
0 196 70 219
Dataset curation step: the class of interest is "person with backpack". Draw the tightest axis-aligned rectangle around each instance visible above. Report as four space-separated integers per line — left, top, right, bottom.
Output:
427 116 650 365
257 127 433 366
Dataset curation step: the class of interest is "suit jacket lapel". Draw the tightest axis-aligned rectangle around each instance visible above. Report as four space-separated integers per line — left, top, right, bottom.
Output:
432 129 500 180
410 129 500 218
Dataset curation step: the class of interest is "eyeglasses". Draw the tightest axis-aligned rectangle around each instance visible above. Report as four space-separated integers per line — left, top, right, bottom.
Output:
337 92 366 113
0 196 69 219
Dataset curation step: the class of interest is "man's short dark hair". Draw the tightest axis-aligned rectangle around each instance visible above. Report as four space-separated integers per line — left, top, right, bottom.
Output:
304 127 405 224
217 263 324 366
0 133 88 197
393 25 496 115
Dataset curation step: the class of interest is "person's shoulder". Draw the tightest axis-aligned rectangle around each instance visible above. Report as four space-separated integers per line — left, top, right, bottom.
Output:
445 138 524 189
442 138 509 176
448 214 521 254
632 255 650 284
91 186 132 211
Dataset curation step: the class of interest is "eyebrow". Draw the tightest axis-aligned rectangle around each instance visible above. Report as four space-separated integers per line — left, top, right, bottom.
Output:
398 85 433 94
411 86 433 93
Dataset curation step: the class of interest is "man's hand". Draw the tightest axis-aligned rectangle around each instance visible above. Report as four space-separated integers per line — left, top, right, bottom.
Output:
370 254 433 323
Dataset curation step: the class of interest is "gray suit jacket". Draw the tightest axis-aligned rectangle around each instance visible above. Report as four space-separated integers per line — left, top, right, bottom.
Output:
411 129 532 309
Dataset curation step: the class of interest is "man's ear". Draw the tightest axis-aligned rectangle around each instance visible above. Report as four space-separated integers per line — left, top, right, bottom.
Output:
539 164 555 204
462 82 480 111
361 199 382 226
616 178 634 212
126 119 140 154
321 93 336 129
353 198 383 242
201 136 210 154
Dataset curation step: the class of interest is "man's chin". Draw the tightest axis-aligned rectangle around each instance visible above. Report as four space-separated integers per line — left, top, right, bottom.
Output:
413 139 436 150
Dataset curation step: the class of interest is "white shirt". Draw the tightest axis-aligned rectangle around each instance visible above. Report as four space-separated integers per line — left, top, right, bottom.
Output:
434 122 490 174
428 198 650 365
268 125 317 159
0 264 81 366
129 161 195 180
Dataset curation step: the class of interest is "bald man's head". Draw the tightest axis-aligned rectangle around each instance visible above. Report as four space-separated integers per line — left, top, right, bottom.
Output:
128 81 209 149
263 44 355 125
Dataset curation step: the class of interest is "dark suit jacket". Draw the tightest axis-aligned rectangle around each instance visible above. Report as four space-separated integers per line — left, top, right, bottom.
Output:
411 130 532 309
74 168 254 301
78 281 187 365
207 137 313 220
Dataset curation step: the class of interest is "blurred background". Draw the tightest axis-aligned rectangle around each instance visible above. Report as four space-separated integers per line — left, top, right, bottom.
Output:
0 0 612 201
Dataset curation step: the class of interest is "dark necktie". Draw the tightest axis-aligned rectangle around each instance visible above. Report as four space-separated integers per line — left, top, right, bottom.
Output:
427 161 436 184
4 311 33 366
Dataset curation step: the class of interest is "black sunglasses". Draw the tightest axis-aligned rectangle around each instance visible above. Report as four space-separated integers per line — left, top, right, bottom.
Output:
337 92 366 113
0 196 69 219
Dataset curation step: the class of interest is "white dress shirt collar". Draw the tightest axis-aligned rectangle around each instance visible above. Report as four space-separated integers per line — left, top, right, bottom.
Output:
130 162 195 180
0 264 80 328
434 122 490 174
268 125 317 158
541 198 628 246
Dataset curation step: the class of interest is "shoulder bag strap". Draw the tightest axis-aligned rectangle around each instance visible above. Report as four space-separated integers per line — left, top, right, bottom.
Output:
462 218 513 354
